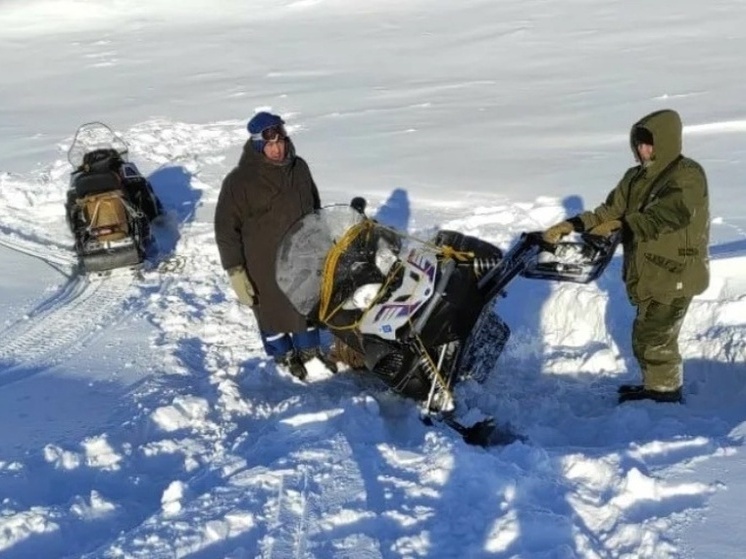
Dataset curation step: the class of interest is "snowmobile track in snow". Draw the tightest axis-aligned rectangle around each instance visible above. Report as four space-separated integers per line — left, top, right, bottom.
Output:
0 228 77 277
0 273 135 387
254 432 385 559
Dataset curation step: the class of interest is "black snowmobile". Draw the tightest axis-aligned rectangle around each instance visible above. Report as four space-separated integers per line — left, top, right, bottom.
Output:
65 122 163 274
276 201 619 435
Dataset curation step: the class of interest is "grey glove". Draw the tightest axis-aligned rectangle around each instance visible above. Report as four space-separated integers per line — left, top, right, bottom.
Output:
227 266 257 306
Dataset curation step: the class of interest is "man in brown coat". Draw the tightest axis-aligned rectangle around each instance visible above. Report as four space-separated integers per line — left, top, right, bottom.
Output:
214 111 336 380
543 109 710 404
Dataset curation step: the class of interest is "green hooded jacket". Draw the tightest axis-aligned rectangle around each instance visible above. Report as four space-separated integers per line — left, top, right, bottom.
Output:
578 109 710 304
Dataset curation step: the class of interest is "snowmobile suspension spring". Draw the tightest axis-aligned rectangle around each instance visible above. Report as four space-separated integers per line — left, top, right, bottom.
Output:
473 257 501 279
423 344 452 412
419 352 439 379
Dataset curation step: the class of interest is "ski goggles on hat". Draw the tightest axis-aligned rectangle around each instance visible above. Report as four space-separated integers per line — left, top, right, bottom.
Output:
251 124 287 143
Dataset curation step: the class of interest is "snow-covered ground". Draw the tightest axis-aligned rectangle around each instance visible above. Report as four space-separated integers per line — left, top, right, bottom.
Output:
1 0 745 557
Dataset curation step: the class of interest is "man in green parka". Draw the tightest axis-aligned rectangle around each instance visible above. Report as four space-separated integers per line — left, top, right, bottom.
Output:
543 109 710 404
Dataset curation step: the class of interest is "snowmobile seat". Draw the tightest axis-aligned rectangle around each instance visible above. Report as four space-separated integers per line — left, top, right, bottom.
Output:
82 148 122 172
73 170 122 198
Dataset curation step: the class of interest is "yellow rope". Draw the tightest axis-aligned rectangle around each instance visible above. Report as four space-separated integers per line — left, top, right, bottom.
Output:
439 244 475 262
318 220 372 323
374 223 476 262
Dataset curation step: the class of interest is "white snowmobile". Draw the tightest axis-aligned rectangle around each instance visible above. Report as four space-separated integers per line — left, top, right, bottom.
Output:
65 122 163 274
276 200 620 444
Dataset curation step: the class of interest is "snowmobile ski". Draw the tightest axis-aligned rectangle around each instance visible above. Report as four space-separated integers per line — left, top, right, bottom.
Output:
421 412 525 447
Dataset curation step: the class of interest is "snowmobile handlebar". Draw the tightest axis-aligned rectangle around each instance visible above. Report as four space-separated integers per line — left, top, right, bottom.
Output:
519 230 616 253
478 229 621 300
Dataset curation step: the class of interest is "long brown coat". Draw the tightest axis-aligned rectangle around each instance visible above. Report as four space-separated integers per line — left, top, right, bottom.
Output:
214 139 321 332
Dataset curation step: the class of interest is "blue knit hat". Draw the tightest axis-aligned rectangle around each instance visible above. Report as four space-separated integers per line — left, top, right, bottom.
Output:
247 111 285 153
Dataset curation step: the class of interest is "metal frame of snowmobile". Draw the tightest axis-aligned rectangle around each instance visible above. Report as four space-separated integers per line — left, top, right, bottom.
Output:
480 230 620 300
414 229 621 414
433 229 621 443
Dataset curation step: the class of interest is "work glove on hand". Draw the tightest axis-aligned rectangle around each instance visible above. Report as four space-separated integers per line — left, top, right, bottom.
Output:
227 266 257 306
588 219 622 238
542 221 574 244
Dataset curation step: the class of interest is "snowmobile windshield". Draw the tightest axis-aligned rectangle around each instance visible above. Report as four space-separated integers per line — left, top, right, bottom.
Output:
276 205 367 316
67 122 129 168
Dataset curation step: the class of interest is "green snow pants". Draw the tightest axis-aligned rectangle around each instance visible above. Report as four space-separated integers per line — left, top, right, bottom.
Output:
631 296 693 391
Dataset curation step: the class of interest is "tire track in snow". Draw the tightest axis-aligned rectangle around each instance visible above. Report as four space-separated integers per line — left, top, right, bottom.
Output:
0 227 77 277
258 432 384 559
0 272 135 387
262 469 311 559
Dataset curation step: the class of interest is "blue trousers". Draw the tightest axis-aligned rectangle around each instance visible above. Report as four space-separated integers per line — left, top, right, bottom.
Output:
260 327 320 358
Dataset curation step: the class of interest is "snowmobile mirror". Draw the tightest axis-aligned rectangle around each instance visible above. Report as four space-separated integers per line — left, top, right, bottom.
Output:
521 231 620 284
350 196 367 215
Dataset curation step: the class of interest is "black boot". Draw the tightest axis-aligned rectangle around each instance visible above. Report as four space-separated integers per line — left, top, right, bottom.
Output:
617 384 644 395
273 352 290 367
618 385 683 404
299 347 338 374
274 350 308 380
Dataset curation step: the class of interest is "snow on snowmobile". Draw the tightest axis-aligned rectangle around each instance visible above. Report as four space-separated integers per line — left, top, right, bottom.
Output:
65 122 164 274
276 200 620 441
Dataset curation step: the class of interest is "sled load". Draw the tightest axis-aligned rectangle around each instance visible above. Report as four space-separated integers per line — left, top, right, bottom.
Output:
276 201 620 420
65 122 163 274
